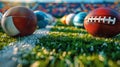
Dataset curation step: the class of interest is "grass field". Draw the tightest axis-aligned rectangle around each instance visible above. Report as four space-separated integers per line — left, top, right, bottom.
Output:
0 19 120 67
0 26 17 50
18 19 120 67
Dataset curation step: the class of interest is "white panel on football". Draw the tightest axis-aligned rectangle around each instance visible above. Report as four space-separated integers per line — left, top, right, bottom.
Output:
74 22 83 26
1 16 20 36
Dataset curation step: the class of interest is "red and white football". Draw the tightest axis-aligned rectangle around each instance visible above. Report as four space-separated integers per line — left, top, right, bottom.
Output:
84 7 120 37
1 6 37 37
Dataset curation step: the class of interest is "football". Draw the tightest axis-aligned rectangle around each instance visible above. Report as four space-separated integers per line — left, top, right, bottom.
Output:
66 13 75 25
84 7 120 37
1 6 37 37
60 15 67 25
73 12 87 28
34 10 48 28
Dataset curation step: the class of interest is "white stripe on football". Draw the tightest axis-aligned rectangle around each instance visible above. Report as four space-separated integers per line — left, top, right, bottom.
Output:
1 16 20 36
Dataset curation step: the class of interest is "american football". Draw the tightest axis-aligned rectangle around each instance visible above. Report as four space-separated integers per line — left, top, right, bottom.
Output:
1 6 37 37
84 7 120 37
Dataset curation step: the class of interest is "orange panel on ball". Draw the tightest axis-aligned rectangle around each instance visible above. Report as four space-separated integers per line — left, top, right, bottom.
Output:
60 15 67 24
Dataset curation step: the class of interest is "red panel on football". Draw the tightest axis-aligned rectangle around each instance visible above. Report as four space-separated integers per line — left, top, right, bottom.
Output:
84 7 120 37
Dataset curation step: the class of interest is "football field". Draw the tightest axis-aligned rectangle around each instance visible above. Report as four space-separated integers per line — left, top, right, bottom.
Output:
0 1 120 67
20 19 120 67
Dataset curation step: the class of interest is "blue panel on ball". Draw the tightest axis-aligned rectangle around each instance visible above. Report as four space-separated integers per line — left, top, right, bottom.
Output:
34 10 48 21
34 10 49 28
73 12 88 28
37 20 48 28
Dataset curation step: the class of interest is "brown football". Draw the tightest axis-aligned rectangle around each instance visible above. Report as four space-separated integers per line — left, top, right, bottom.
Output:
1 6 37 37
84 7 120 37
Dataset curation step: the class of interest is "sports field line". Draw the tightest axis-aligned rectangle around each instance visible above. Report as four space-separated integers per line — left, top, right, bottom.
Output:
0 22 56 67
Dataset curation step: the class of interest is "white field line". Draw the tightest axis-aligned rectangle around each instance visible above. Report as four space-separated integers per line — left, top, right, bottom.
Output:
0 22 56 67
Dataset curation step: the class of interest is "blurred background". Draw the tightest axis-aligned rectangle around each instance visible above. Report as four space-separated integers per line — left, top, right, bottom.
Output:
0 0 120 17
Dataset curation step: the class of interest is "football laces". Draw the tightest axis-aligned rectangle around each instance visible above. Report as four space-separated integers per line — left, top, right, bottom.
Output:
87 16 116 24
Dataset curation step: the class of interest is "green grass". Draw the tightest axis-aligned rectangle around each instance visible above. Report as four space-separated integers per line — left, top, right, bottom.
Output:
0 26 17 50
20 19 120 67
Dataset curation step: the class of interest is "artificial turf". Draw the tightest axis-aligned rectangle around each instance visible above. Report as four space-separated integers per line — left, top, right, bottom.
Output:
2 19 120 67
19 19 120 67
0 26 17 50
